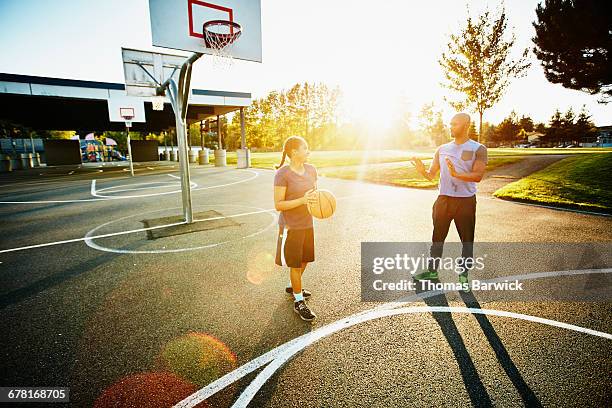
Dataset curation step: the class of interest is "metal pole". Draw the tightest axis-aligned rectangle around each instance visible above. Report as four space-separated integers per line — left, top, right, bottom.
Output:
240 107 246 149
217 115 222 149
200 121 204 150
155 51 202 224
168 79 193 223
126 126 134 177
168 81 193 223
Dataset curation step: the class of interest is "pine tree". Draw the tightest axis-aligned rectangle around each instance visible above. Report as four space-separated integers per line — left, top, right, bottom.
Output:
532 0 612 102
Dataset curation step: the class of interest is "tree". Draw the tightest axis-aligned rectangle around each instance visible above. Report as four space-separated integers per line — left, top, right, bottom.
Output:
418 103 448 146
534 122 547 134
496 111 521 146
468 122 478 141
561 108 576 143
532 0 612 102
574 106 597 144
439 6 531 141
481 122 496 145
544 109 563 146
519 115 534 132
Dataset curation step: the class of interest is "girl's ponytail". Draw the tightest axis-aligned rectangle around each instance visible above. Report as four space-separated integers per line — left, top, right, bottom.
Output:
275 151 287 170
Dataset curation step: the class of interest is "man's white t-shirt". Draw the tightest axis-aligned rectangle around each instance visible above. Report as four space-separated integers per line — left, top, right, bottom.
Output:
435 139 488 197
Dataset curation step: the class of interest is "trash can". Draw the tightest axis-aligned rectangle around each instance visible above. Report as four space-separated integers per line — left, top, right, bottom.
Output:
214 149 226 167
20 153 34 169
171 150 178 161
188 149 197 163
164 150 170 161
32 153 41 167
236 148 251 169
198 148 209 165
0 154 11 172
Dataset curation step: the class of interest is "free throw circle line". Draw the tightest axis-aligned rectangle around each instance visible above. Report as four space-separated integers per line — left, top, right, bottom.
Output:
0 207 275 254
84 204 277 254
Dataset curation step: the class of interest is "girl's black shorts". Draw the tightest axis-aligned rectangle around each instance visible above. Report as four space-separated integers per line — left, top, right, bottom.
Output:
275 225 315 268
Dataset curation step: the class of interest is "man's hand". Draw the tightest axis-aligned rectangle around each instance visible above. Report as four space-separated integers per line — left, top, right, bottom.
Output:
410 157 426 174
410 155 439 181
445 157 486 182
445 157 458 177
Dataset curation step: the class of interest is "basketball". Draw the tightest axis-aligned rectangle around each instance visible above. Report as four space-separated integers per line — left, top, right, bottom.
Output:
307 189 336 219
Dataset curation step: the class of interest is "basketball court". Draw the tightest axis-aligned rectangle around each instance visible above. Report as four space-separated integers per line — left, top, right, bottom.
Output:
1 159 611 407
1 0 611 407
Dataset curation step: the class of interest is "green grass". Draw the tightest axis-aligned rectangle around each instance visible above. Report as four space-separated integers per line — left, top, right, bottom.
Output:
217 149 433 169
318 157 524 189
210 147 612 170
487 147 612 156
493 153 612 214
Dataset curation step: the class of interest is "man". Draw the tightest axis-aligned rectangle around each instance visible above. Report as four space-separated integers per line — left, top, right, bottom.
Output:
410 113 487 290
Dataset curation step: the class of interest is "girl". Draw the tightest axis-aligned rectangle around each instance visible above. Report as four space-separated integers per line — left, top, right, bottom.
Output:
274 136 319 321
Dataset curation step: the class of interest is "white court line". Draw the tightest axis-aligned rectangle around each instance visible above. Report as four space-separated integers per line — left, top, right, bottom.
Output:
0 169 258 204
173 267 612 408
84 205 277 254
231 305 612 408
92 177 197 195
90 180 96 197
0 208 273 254
0 193 356 254
91 171 250 199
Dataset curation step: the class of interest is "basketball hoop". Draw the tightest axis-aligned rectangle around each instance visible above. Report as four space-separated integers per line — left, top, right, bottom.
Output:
120 108 135 128
203 20 242 68
152 96 165 111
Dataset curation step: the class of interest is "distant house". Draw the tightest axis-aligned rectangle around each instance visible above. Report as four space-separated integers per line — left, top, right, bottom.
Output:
597 125 612 147
526 132 544 144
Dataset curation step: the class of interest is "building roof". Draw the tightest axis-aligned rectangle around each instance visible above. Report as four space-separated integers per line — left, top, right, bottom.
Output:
0 73 251 132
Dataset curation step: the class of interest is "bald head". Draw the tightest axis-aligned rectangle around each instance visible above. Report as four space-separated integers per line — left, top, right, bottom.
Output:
450 112 471 139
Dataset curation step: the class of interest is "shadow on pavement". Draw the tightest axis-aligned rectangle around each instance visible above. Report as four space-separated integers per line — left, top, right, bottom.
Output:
245 296 314 407
459 290 542 407
417 281 493 407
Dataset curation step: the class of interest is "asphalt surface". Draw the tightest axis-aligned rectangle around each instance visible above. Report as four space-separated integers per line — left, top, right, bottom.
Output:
0 160 611 407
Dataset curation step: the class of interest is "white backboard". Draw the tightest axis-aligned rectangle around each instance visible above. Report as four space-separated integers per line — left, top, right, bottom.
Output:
107 96 146 122
122 48 185 97
149 0 262 62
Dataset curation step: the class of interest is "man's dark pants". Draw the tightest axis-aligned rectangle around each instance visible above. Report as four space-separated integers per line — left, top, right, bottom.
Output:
427 194 476 275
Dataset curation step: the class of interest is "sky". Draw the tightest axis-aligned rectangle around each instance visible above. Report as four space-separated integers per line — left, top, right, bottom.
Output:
0 0 609 127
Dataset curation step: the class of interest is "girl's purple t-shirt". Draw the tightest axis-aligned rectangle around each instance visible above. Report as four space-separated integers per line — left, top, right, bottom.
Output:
274 163 317 230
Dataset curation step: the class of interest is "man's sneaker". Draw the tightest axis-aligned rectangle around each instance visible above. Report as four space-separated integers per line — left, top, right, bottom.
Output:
458 273 470 292
294 300 316 321
285 287 312 298
413 270 439 281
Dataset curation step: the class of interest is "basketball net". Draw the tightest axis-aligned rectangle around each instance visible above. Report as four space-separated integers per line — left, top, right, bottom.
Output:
152 96 165 111
122 115 134 128
203 20 242 69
